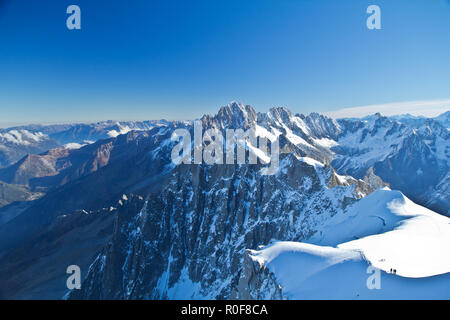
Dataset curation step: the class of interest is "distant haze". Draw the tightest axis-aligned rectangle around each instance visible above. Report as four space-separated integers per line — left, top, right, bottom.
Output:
324 99 450 119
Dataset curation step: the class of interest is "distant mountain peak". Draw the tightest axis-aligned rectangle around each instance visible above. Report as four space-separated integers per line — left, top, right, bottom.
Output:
267 107 294 125
204 101 257 129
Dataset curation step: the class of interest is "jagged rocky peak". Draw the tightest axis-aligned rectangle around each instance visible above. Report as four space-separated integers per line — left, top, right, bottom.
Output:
203 101 257 129
267 107 294 125
419 118 449 136
373 112 382 118
300 112 342 139
372 113 394 128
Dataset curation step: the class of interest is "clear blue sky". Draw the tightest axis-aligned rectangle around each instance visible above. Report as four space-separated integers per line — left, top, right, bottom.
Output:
0 0 449 124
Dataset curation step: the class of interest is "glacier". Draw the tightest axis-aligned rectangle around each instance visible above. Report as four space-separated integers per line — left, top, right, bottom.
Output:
248 188 450 299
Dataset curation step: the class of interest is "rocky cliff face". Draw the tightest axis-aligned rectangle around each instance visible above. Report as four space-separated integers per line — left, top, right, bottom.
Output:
237 249 283 300
71 156 376 299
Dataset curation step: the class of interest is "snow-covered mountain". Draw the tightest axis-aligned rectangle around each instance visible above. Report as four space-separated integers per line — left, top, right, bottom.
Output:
65 103 448 300
0 102 448 299
1 105 447 215
246 188 450 299
333 113 449 215
434 111 450 128
0 129 60 168
197 104 449 214
0 121 168 168
390 111 450 128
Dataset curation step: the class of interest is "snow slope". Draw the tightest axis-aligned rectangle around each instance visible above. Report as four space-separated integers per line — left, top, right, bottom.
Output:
249 188 450 299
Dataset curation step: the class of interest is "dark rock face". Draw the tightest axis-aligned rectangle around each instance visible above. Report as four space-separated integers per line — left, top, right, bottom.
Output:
237 250 283 300
211 102 258 129
70 151 375 299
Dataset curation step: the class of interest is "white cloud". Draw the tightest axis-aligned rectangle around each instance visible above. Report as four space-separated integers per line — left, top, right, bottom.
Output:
324 99 450 119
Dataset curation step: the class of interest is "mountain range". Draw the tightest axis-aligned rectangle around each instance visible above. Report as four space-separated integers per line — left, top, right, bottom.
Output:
0 103 448 299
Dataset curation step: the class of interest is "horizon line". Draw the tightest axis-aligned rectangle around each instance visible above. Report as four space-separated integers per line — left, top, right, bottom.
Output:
0 99 448 129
